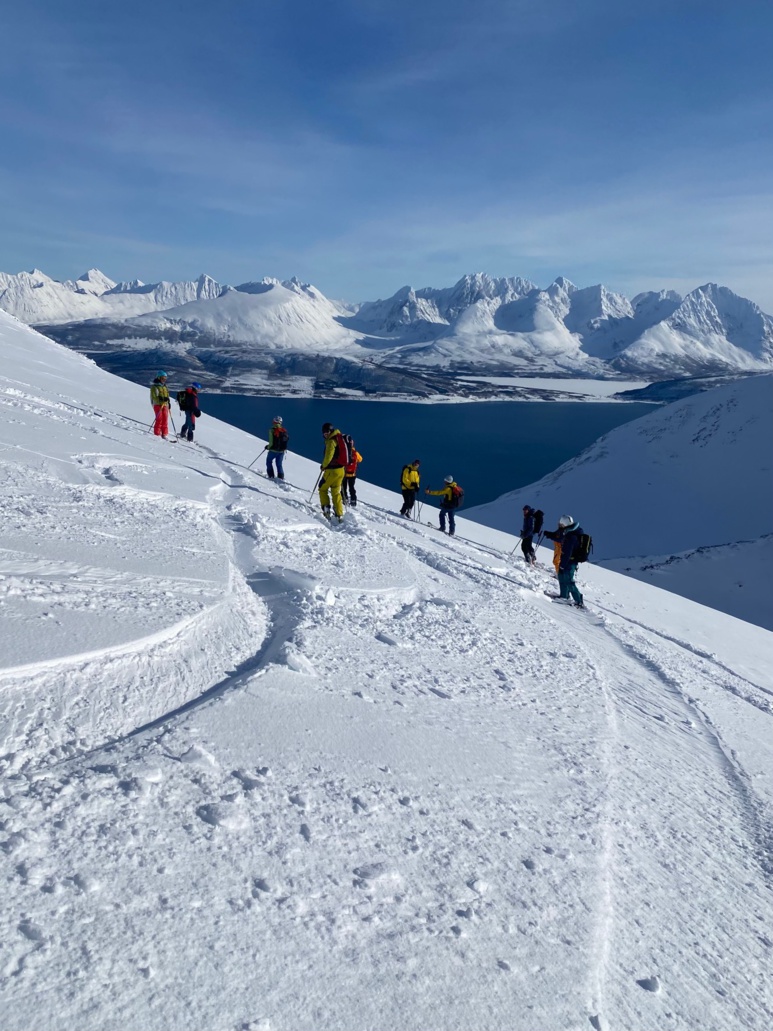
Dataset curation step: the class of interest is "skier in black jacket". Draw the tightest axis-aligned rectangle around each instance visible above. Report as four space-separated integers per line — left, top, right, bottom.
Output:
520 505 538 566
557 515 584 607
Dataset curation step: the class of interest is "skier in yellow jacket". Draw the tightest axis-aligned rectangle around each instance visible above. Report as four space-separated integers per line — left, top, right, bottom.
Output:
319 422 347 521
150 372 171 438
425 475 462 536
400 459 421 517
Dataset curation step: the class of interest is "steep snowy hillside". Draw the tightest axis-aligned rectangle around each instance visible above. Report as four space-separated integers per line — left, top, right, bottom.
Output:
1 310 771 1031
128 279 356 350
467 375 773 628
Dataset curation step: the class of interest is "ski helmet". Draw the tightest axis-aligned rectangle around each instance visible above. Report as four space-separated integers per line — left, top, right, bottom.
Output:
444 475 454 483
191 382 201 390
273 416 283 424
157 370 168 378
559 514 573 527
322 422 334 434
412 459 421 465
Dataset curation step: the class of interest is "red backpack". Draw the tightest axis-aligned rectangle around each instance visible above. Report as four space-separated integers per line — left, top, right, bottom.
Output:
332 431 353 468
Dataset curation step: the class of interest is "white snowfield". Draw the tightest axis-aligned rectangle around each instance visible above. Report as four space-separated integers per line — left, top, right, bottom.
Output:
0 310 771 1031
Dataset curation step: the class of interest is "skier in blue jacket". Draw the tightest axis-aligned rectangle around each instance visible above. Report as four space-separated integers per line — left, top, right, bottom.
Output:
556 515 584 608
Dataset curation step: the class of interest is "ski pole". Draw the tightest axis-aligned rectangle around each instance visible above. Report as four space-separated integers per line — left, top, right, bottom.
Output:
168 406 178 436
309 471 323 501
509 537 521 557
247 446 267 471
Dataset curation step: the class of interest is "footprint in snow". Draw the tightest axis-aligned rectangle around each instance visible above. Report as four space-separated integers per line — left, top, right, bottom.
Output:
232 768 270 791
636 975 662 993
176 744 218 769
522 858 536 872
196 802 249 831
376 631 399 647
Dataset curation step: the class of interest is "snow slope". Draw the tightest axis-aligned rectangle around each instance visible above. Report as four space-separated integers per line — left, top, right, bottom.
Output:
466 376 773 629
1 311 772 1031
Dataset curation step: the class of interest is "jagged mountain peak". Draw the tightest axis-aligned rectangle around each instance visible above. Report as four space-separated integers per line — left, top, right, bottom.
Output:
72 269 117 295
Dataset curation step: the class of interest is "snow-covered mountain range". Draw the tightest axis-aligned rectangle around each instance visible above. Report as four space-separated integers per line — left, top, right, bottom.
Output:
1 307 771 1031
2 267 772 394
467 374 773 629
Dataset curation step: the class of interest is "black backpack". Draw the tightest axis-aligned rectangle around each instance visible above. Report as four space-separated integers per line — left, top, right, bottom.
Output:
575 533 593 563
272 426 289 451
342 434 355 467
533 509 544 535
176 390 188 411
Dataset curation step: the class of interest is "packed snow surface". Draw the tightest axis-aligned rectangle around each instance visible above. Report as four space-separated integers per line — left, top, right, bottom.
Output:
0 310 771 1031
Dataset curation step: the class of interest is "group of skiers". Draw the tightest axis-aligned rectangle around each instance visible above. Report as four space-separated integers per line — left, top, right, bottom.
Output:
149 378 590 606
150 372 202 442
520 505 590 608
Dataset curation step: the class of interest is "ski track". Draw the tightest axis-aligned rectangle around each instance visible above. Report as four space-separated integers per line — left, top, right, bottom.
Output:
2 413 772 1029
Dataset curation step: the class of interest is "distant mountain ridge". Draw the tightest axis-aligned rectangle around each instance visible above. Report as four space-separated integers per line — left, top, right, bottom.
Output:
1 266 772 388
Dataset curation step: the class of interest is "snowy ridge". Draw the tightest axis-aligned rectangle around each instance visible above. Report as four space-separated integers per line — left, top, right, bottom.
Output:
2 268 773 383
0 309 771 1030
467 374 773 629
0 268 227 324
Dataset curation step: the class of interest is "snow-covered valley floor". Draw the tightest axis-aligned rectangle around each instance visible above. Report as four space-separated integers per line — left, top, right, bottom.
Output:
1 313 771 1031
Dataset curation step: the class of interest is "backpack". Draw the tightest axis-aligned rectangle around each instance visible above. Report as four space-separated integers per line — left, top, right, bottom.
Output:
272 426 289 452
533 509 544 535
176 390 188 411
449 484 465 508
332 432 354 468
344 437 359 474
575 533 593 563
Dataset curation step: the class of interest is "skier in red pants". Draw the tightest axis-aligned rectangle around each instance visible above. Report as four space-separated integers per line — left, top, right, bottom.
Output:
150 372 171 438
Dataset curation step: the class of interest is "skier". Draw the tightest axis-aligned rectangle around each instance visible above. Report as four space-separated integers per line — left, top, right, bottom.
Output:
266 416 289 479
319 422 347 521
178 383 202 442
150 371 171 438
556 515 585 608
520 505 538 566
400 460 421 517
425 475 462 536
341 437 362 506
542 519 564 575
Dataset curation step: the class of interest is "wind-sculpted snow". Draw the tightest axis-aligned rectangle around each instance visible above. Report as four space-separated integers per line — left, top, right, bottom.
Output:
0 310 771 1031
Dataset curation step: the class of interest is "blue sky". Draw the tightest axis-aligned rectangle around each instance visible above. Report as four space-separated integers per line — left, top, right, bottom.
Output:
1 0 771 308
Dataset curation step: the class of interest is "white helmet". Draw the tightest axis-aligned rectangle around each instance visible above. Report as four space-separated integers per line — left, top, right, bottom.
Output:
273 416 283 424
444 475 454 483
558 514 573 527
